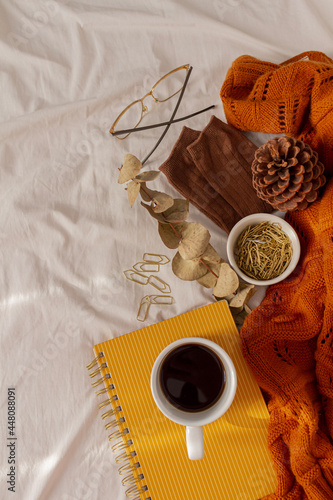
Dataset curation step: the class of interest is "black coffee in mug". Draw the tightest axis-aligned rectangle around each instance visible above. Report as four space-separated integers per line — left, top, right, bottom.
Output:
159 343 225 412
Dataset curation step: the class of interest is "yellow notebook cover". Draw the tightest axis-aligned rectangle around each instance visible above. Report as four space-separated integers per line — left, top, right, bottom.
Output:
88 300 276 500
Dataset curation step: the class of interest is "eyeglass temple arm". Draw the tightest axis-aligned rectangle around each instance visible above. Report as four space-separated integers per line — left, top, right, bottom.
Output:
140 66 195 165
111 104 215 136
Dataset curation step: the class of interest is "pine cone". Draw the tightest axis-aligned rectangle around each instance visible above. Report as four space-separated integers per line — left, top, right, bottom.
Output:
252 136 326 211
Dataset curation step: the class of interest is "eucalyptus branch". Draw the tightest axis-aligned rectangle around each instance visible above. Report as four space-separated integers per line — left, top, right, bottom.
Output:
140 185 217 276
117 153 256 325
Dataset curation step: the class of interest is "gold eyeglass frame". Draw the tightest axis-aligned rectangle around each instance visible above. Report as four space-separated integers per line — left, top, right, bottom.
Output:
109 64 191 139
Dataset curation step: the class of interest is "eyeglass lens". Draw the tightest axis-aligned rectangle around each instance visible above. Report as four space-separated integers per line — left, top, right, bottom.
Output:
114 102 143 139
152 67 187 101
113 67 188 137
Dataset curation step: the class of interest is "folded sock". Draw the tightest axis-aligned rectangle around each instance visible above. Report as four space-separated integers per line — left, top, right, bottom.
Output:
187 116 273 219
159 116 273 233
159 125 240 233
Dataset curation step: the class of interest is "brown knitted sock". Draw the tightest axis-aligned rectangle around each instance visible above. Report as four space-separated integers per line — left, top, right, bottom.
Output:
187 116 273 218
159 116 273 233
159 125 240 233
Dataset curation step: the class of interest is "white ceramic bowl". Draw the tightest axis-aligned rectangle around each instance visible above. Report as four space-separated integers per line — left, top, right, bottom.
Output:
226 213 301 286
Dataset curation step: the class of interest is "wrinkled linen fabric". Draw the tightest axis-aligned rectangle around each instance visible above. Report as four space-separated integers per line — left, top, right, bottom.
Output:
1 1 333 500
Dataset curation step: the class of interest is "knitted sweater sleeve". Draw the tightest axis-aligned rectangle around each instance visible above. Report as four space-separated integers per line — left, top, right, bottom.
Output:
240 179 333 499
220 51 333 178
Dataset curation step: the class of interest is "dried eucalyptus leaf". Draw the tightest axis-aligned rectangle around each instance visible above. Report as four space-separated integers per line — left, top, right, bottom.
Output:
224 293 237 301
140 183 155 202
244 304 252 314
151 192 174 213
230 284 256 309
163 199 189 223
172 251 207 281
127 180 141 207
139 183 174 212
135 170 160 182
196 263 220 288
178 222 210 260
229 304 243 314
213 262 239 298
141 202 166 221
158 222 186 249
118 154 142 184
197 244 223 264
141 198 189 223
233 307 250 327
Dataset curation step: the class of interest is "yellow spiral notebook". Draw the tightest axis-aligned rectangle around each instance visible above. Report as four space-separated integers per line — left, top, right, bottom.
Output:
87 300 276 500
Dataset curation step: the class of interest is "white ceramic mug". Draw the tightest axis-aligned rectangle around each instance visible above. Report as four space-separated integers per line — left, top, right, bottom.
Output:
150 337 237 460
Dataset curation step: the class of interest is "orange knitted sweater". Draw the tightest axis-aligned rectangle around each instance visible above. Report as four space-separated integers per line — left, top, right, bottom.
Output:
241 178 333 499
220 51 333 176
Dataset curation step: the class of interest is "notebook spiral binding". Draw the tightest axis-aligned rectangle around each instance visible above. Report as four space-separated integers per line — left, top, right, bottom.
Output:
88 352 151 500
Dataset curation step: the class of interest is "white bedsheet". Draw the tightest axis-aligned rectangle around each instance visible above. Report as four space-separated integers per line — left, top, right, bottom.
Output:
1 1 332 499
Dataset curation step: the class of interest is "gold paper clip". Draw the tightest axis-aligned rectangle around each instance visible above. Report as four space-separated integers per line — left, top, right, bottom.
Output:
142 253 170 265
148 275 171 294
137 295 151 322
150 295 174 305
133 262 160 273
123 269 149 285
137 294 174 321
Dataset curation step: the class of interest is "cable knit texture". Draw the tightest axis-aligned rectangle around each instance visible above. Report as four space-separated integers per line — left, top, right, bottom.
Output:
220 51 333 176
241 178 333 499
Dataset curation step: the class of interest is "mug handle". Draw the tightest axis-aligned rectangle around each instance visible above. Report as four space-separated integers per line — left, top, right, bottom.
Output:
186 426 204 460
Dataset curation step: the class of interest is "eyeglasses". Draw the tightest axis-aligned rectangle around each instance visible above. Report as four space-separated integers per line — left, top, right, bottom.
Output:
109 64 214 164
